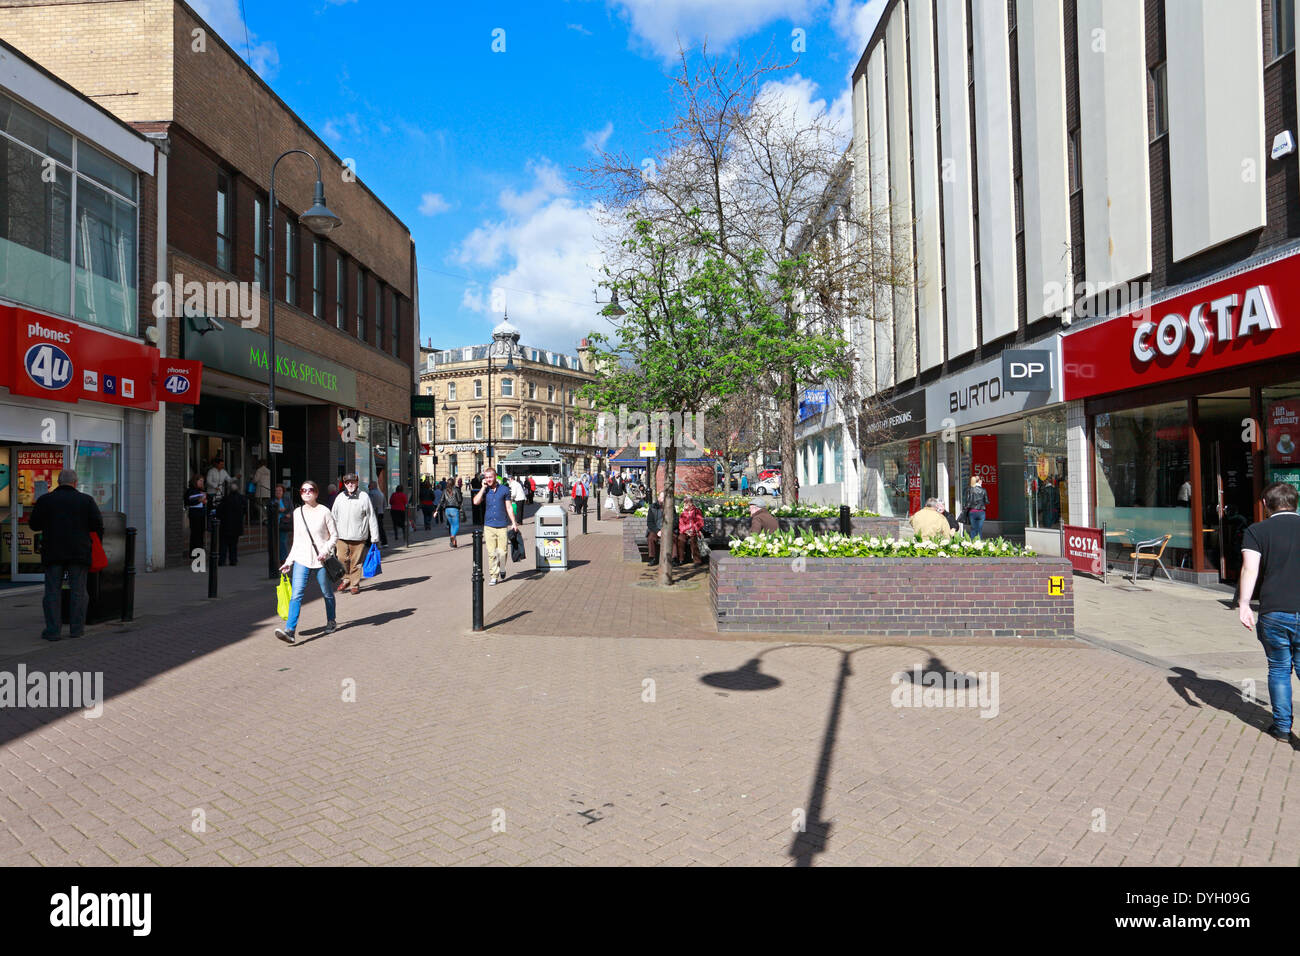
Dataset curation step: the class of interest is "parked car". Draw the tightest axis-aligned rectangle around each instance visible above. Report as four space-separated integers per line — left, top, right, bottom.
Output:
755 474 781 495
758 468 781 482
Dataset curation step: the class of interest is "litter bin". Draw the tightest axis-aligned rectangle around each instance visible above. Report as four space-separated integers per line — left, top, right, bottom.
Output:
534 504 568 572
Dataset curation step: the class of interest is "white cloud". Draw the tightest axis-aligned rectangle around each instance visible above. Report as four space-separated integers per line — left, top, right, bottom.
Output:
583 122 614 154
453 163 614 351
756 73 850 147
609 0 817 58
188 0 279 78
498 159 569 217
830 0 887 57
567 23 593 35
321 113 362 144
419 192 451 216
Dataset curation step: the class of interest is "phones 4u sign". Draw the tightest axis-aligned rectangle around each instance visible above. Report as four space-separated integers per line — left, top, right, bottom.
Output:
1062 524 1107 582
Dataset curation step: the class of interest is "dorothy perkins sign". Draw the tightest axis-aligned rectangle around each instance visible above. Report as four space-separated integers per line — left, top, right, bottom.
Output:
183 324 358 406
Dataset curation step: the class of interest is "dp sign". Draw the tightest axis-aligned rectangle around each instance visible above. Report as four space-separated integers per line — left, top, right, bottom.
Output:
1002 349 1052 393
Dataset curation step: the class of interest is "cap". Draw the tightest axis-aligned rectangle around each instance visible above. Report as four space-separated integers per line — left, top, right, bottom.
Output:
749 497 768 508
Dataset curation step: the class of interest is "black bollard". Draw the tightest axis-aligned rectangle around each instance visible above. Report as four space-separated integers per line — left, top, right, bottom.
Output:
582 506 588 535
839 504 851 536
596 490 601 521
208 515 220 598
123 527 137 622
471 530 484 632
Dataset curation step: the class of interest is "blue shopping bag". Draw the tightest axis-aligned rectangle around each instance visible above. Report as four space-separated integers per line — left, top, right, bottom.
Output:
362 542 382 578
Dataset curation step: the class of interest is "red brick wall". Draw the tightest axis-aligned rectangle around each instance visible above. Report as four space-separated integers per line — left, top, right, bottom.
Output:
711 555 1074 637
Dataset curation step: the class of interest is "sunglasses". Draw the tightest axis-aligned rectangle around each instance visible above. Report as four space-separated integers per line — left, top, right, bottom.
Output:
300 488 316 494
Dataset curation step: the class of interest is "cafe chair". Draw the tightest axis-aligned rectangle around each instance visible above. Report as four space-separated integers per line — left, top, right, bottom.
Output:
1129 534 1174 585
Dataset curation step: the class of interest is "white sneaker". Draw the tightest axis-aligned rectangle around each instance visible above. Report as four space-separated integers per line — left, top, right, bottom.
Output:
487 577 497 586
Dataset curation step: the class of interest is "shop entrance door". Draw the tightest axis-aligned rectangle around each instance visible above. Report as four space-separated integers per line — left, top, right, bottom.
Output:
2 445 67 584
1197 394 1254 584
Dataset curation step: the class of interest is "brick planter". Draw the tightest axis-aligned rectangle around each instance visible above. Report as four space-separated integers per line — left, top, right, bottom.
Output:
710 555 1073 637
622 515 908 562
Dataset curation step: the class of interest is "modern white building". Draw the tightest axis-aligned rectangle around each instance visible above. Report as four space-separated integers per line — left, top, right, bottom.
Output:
847 0 1300 587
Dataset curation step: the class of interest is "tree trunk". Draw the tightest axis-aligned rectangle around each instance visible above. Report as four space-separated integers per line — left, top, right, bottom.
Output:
779 363 796 505
660 443 678 587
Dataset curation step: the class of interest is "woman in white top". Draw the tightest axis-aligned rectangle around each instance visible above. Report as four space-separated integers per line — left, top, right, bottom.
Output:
509 476 526 522
275 479 340 644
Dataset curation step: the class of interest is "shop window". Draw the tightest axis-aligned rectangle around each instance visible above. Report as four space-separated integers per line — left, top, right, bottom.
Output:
1023 409 1069 529
335 254 346 330
1275 0 1296 58
75 440 119 512
1094 402 1192 570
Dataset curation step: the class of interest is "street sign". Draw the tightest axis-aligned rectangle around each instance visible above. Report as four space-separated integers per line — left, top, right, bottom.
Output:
268 428 284 454
411 394 437 418
639 442 657 457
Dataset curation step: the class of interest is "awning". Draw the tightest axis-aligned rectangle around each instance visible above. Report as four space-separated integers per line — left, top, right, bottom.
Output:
498 444 563 466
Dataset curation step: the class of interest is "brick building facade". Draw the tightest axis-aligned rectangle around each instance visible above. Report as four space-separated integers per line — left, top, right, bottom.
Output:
0 0 419 568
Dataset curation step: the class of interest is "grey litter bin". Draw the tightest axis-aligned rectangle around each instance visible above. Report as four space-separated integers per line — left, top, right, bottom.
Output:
534 504 569 572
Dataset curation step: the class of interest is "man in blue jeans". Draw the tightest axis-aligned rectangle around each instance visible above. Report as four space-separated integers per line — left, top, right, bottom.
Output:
1238 481 1300 741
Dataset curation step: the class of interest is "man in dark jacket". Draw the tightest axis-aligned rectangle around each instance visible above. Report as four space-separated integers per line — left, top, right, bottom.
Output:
215 480 246 566
28 469 104 641
748 497 780 535
646 492 676 566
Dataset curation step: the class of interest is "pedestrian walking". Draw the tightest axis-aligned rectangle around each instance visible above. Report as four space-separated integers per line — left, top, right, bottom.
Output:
275 480 340 645
740 473 749 494
572 475 588 515
28 469 104 642
368 480 389 548
962 476 989 539
215 480 246 565
254 459 271 521
645 492 673 566
185 475 208 553
470 474 484 526
323 482 339 509
272 483 291 563
472 468 518 584
527 475 536 504
1238 481 1300 741
390 485 409 544
332 473 379 594
547 476 556 503
419 479 436 530
205 456 231 505
509 475 526 522
441 478 464 547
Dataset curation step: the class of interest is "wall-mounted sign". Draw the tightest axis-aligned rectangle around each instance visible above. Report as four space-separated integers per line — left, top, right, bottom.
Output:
861 390 927 442
410 394 437 418
1063 254 1300 400
1001 349 1053 393
268 428 284 454
926 339 1063 430
159 360 203 405
182 322 358 406
639 442 657 457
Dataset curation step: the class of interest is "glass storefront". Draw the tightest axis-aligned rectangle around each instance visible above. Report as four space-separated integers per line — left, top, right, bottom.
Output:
1263 382 1300 496
1022 408 1068 529
1094 401 1194 573
876 437 936 517
74 439 120 511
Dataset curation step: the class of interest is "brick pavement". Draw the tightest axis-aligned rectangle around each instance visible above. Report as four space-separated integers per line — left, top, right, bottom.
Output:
0 512 1297 866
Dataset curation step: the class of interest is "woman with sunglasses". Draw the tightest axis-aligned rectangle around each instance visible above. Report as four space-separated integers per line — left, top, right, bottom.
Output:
274 480 340 645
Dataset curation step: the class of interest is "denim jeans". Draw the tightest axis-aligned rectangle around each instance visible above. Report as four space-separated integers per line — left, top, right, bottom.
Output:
42 563 88 637
967 510 986 539
446 506 460 537
1258 612 1300 732
286 562 336 632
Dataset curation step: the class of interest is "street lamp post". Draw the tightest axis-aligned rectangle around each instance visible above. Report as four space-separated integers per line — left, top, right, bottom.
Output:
484 317 519 474
265 149 342 578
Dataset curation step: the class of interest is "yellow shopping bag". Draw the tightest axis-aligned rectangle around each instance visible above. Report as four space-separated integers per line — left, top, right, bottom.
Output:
276 572 292 621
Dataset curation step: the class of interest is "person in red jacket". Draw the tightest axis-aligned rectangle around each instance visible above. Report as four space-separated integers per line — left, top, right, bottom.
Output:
675 495 706 565
389 486 409 545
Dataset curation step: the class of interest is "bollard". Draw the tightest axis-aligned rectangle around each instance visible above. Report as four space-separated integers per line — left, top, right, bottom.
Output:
839 504 851 536
582 506 588 535
123 527 137 622
596 490 601 521
208 515 219 598
471 530 484 632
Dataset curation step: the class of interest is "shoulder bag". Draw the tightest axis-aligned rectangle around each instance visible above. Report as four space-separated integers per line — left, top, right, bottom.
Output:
299 508 345 586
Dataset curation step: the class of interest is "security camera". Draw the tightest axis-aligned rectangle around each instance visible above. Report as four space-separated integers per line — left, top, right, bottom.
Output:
206 316 225 333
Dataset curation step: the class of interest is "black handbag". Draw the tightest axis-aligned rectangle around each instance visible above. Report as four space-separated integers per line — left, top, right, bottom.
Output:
299 508 345 585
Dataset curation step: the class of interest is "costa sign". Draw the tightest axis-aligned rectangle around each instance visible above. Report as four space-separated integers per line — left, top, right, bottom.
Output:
1131 286 1278 363
1063 254 1300 400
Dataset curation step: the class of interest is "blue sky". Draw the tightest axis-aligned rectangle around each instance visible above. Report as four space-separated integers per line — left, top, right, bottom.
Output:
191 0 885 353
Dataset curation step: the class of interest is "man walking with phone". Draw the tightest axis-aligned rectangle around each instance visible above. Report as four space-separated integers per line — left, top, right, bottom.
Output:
473 468 520 585
1238 481 1300 741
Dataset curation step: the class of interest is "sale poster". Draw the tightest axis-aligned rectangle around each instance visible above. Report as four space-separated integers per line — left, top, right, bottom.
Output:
906 440 922 515
15 449 63 506
1266 400 1300 466
970 435 1000 520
